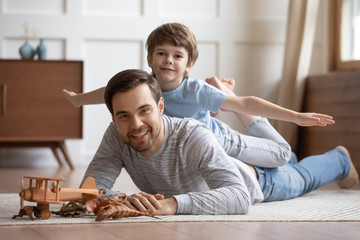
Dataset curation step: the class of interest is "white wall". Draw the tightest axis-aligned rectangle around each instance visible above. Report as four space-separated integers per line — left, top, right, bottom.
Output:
0 0 328 168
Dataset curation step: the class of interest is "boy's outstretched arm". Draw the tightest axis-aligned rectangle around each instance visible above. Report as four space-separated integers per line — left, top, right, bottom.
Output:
221 95 335 127
62 87 106 107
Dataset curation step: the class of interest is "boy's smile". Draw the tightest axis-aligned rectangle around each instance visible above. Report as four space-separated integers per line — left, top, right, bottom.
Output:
147 43 194 92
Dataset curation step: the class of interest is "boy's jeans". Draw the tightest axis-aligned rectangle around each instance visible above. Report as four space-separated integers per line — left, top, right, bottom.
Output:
217 117 292 168
255 148 350 202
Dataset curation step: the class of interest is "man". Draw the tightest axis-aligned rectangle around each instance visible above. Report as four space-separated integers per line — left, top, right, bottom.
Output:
82 69 358 215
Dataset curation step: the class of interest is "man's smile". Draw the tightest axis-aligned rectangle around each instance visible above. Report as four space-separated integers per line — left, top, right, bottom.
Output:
130 130 149 140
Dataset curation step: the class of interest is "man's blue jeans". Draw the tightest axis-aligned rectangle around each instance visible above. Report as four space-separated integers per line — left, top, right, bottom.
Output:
255 148 350 202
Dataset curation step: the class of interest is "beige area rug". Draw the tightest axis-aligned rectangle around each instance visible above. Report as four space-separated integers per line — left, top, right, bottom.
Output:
1 190 359 225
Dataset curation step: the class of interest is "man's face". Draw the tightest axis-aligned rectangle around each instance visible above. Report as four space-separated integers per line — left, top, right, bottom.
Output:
111 83 164 157
147 43 194 91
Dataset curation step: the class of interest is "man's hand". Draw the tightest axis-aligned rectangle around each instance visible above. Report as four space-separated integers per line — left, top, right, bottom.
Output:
125 192 177 215
156 197 178 215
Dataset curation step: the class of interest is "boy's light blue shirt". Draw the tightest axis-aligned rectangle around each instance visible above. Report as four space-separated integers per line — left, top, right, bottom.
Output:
161 77 227 145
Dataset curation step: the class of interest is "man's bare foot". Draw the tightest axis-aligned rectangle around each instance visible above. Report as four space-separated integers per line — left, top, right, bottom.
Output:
336 146 359 189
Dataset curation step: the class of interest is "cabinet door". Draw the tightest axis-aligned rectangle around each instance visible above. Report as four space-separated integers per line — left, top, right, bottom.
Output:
0 60 83 141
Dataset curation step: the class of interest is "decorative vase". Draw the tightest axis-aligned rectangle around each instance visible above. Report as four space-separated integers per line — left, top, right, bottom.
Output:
19 41 35 59
36 38 47 60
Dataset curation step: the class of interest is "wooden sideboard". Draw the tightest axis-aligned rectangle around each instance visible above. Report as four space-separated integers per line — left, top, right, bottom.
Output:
298 71 360 174
0 60 83 169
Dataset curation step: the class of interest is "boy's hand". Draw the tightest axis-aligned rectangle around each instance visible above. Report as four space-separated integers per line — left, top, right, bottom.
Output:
62 89 82 108
295 113 335 127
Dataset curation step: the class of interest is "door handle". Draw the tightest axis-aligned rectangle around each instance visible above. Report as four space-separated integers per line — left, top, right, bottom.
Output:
2 84 6 116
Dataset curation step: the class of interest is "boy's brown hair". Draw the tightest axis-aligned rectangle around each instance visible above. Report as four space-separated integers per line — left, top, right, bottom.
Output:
146 23 199 67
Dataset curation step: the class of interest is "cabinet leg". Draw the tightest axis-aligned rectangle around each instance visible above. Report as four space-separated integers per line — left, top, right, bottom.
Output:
50 146 64 167
58 141 74 170
0 141 76 169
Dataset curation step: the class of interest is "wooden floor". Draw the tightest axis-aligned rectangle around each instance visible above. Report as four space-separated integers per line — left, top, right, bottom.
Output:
0 167 359 240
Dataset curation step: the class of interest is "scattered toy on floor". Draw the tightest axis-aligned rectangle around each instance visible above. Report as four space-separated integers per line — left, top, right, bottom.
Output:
13 176 98 220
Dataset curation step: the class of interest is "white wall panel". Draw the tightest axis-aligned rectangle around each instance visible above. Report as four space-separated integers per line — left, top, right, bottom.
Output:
191 42 218 80
216 42 284 132
82 0 142 16
3 0 65 14
159 0 218 18
82 40 143 155
225 0 288 19
232 43 284 99
83 40 143 90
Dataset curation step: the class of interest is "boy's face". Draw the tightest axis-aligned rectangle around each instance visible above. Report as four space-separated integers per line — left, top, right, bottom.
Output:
111 83 165 157
147 43 194 91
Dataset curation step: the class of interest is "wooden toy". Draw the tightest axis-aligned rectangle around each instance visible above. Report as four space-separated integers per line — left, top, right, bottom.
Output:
13 176 99 220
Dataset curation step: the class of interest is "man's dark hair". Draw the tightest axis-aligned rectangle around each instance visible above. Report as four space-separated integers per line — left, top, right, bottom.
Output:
104 69 162 115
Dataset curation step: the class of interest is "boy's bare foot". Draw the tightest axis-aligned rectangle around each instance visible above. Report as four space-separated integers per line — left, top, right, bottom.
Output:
336 146 359 189
205 77 236 96
221 78 235 90
205 77 236 117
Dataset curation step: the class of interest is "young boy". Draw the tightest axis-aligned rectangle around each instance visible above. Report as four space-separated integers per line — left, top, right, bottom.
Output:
63 23 334 168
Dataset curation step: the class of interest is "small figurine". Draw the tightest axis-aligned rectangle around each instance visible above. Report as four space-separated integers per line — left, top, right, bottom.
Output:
52 201 87 218
13 176 99 220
